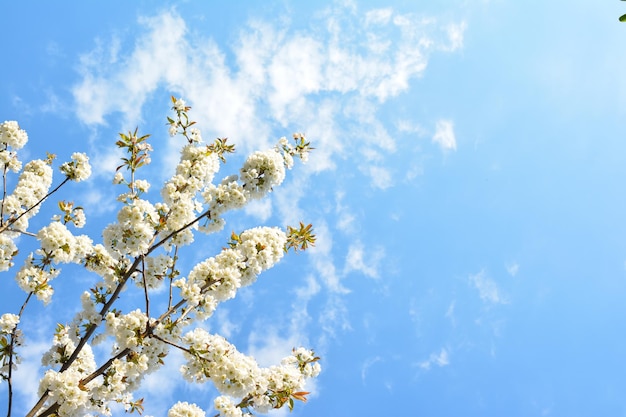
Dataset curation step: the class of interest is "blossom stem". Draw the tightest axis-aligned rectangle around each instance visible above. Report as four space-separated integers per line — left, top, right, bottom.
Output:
0 176 70 235
6 292 32 417
1 163 8 227
79 347 131 387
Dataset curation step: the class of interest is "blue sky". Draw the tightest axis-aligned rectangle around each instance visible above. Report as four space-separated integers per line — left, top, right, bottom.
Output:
2 1 626 416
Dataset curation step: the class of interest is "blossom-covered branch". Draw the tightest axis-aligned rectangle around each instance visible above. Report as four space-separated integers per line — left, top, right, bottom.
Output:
1 98 319 417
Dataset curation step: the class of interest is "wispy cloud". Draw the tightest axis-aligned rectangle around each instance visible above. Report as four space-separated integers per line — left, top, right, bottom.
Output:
417 348 450 370
243 198 273 223
72 6 465 179
309 220 350 294
361 356 383 382
344 241 384 279
445 300 456 327
506 262 520 277
334 191 357 234
432 119 457 151
469 270 508 305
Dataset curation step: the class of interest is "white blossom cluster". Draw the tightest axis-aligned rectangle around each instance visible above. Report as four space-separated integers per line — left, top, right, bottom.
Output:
2 159 53 232
12 222 93 304
103 199 159 257
0 313 21 382
85 241 118 276
0 121 28 150
0 121 27 173
180 328 320 416
0 159 53 271
37 222 93 264
174 226 286 321
214 396 243 417
14 256 60 304
59 152 92 182
36 313 172 416
0 149 90 272
0 235 17 273
138 253 173 289
39 326 97 416
168 401 206 417
160 144 220 245
239 150 286 200
0 313 19 334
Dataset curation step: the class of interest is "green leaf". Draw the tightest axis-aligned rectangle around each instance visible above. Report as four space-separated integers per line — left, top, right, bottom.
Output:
620 13 626 22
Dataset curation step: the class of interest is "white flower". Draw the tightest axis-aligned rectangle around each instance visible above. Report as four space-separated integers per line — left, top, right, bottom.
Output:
0 120 28 149
37 222 77 264
133 179 150 193
240 150 286 199
138 254 173 289
0 234 17 272
113 171 125 184
39 369 90 416
0 149 22 172
168 401 206 417
60 152 92 182
173 98 186 112
103 199 158 257
214 396 243 417
15 259 59 304
105 309 148 350
4 159 53 232
189 128 202 143
0 313 19 333
75 208 87 228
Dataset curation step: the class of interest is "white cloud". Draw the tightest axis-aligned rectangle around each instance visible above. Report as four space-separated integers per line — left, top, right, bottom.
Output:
365 8 393 26
248 327 301 367
319 294 352 343
432 119 457 151
417 348 450 370
445 300 456 327
368 165 393 190
215 308 240 340
344 242 384 279
506 262 520 277
309 221 349 294
361 356 383 382
335 191 357 234
72 6 465 185
444 22 467 51
294 274 321 301
244 198 273 223
136 349 186 414
12 339 49 411
469 270 508 305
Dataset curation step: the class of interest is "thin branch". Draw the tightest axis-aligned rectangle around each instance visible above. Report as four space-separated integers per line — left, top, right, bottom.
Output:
6 228 37 237
141 256 150 320
0 176 70 235
5 292 33 417
79 347 131 387
1 162 8 227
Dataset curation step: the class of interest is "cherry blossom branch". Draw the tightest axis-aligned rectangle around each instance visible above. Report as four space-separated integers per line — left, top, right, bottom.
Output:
0 176 70 235
28 210 214 417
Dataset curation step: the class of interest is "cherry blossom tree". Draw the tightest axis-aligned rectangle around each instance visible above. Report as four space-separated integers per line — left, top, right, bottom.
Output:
0 97 320 417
